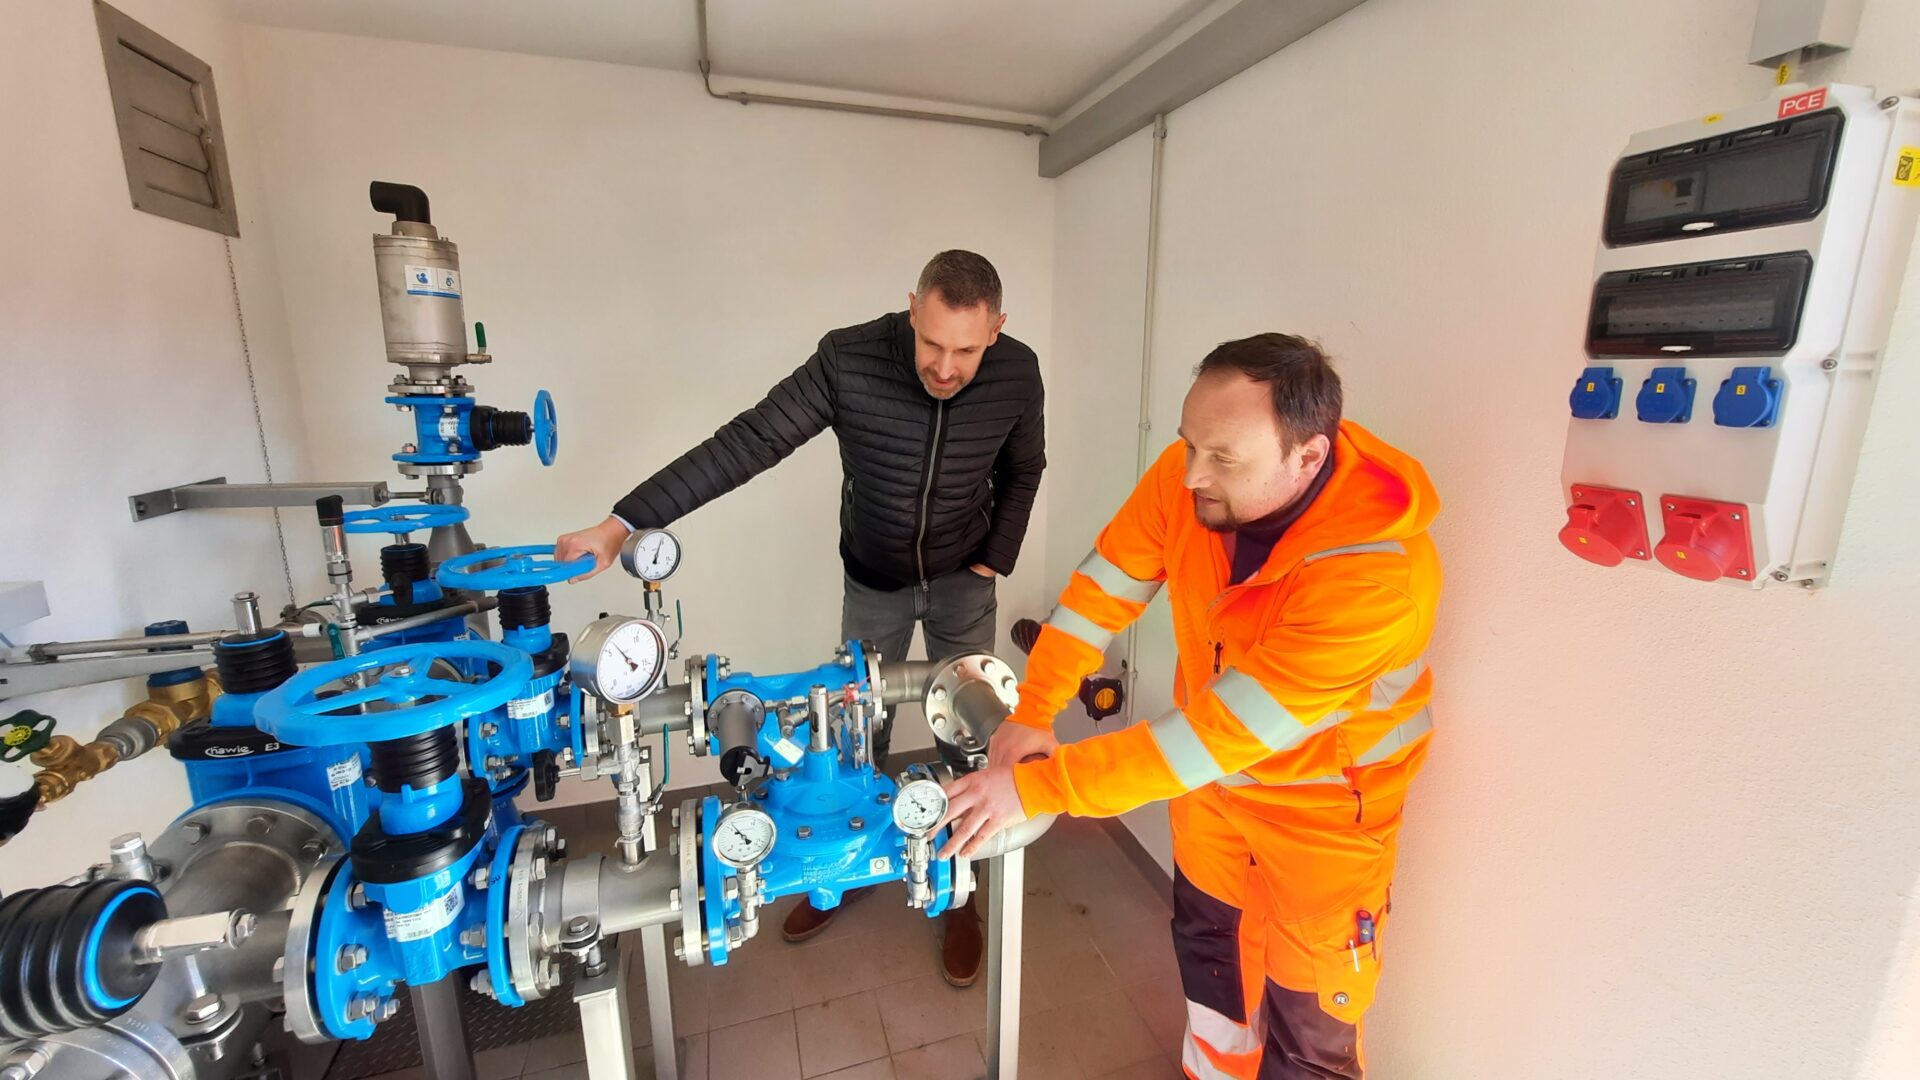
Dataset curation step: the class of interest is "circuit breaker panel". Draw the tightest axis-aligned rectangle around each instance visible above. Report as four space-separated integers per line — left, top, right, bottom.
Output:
1559 84 1920 588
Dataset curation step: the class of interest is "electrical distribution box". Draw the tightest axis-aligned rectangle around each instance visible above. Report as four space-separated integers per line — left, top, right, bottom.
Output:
1559 84 1920 589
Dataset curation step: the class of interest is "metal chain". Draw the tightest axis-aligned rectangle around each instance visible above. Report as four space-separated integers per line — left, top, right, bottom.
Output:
224 238 297 609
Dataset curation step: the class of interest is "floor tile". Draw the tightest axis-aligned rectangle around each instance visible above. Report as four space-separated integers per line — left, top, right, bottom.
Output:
523 1064 590 1080
522 1029 587 1072
1122 976 1188 1050
1087 913 1178 990
876 973 986 1053
1091 1059 1183 1080
1047 990 1165 1076
891 1032 987 1080
707 1011 801 1080
816 1059 897 1080
703 946 797 1029
796 990 890 1077
473 1040 529 1079
973 1023 1085 1079
1023 934 1121 1015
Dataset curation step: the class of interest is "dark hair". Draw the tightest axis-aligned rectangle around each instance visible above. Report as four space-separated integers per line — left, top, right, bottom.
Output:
917 250 1002 313
1194 333 1343 450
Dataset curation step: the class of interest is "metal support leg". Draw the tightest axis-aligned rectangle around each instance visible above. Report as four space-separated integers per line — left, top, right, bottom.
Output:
576 938 636 1080
409 978 475 1080
639 922 677 1079
985 848 1024 1079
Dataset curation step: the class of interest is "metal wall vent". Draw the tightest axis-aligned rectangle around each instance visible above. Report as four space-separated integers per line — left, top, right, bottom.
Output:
94 0 240 236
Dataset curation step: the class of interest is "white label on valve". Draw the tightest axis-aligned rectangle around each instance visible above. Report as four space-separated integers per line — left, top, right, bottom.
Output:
507 689 555 720
437 415 461 440
869 856 893 876
327 754 363 791
404 264 461 299
383 887 464 943
772 737 805 766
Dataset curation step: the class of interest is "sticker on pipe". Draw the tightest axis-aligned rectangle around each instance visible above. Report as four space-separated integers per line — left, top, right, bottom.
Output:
327 753 363 791
508 690 555 720
383 887 464 942
772 737 805 766
404 265 461 299
1896 147 1920 188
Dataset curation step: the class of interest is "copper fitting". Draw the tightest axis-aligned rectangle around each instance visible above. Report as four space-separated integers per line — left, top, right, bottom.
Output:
28 673 214 806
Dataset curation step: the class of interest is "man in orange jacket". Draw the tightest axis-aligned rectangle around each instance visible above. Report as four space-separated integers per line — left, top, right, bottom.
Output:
941 332 1441 1079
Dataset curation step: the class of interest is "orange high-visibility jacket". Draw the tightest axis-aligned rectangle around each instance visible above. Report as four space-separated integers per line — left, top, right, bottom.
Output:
1010 421 1442 818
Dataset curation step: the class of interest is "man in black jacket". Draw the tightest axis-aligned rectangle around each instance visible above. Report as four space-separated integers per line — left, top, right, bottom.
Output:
554 250 1044 986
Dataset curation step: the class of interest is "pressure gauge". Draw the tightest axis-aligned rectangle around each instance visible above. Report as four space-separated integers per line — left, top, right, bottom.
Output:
711 805 777 869
570 616 668 704
620 528 682 583
892 777 949 838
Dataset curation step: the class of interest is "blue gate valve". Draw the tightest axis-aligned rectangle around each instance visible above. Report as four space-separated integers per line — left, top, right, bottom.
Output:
435 545 595 592
254 640 533 747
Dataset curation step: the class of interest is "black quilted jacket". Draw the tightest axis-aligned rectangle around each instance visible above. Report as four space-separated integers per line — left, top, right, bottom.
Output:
612 311 1045 590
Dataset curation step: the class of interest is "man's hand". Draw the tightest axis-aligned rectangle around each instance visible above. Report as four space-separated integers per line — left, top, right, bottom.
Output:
988 719 1057 770
969 563 995 578
937 765 1028 860
554 516 630 580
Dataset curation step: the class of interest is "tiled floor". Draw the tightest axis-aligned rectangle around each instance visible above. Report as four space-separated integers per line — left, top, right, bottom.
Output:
360 799 1185 1080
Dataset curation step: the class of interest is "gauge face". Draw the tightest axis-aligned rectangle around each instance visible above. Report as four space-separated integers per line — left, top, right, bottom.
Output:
712 807 777 868
892 779 949 837
622 528 682 582
573 617 667 704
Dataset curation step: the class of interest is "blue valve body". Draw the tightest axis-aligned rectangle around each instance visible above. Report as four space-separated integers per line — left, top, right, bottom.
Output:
309 855 492 1039
386 395 482 465
375 774 468 836
180 689 373 842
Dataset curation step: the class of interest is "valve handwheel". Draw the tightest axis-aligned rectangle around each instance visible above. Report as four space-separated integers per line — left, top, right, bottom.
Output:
255 640 533 746
532 389 557 467
340 503 471 538
435 545 593 592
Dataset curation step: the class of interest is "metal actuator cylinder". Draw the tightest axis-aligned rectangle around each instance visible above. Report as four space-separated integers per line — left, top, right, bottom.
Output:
370 181 468 368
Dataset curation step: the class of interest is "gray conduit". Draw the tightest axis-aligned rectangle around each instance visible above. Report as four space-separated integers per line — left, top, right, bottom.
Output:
1120 113 1169 722
694 0 1047 138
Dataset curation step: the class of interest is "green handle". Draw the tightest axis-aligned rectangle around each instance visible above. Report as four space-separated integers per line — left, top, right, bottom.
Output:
0 710 56 763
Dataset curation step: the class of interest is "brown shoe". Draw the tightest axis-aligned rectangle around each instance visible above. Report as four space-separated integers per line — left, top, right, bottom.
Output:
940 898 983 987
782 887 875 943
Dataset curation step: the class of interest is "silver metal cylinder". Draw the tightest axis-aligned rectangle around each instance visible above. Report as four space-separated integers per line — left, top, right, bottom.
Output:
808 685 830 753
230 593 262 636
372 232 468 367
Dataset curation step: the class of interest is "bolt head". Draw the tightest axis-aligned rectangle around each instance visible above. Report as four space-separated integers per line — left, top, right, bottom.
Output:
1334 992 1349 1006
849 817 864 831
378 999 399 1022
471 865 491 890
531 856 548 881
387 664 414 679
247 814 274 837
348 883 368 910
183 993 223 1024
796 825 812 839
402 443 417 454
481 723 498 737
109 832 146 858
471 971 495 997
183 820 209 844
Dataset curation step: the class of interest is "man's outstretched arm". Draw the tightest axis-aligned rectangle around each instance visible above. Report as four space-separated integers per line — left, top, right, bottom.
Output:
556 340 838 576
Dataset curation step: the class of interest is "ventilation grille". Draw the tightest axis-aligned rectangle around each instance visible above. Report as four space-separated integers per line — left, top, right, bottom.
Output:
95 1 239 236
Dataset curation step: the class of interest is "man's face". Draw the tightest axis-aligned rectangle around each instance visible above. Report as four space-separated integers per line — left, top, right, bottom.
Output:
909 289 1005 399
1179 370 1330 532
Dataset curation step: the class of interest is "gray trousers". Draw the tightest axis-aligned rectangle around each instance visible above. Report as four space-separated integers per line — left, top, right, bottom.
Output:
842 567 997 772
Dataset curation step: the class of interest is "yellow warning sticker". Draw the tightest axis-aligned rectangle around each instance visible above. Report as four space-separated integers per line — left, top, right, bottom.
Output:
1585 381 1597 392
1656 382 1667 393
1736 384 1748 396
1704 113 1724 125
1895 147 1920 188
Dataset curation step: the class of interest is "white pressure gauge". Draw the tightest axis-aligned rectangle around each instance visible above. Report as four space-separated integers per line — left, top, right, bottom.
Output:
711 805 777 869
570 616 668 704
891 777 949 838
620 528 683 583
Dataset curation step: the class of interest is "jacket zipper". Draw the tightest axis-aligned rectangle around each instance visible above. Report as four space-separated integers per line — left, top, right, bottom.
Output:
914 400 947 590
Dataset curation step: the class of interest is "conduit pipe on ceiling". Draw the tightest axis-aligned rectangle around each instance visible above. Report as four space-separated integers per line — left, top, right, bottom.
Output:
694 0 1047 137
1120 113 1167 722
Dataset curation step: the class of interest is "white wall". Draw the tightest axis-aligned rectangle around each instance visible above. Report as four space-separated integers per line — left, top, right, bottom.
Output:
235 27 1057 799
0 0 313 888
1043 0 1920 1076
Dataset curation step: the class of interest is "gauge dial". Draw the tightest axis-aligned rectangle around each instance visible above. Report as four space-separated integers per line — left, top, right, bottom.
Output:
711 806 777 869
571 616 667 704
892 778 949 837
621 528 683 583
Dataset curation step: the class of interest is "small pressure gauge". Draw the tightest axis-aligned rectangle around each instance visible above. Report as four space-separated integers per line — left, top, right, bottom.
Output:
620 528 682 583
892 777 949 838
711 805 777 869
570 616 668 704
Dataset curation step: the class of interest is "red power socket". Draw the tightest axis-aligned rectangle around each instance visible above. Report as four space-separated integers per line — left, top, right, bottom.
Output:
1653 497 1755 582
1559 484 1651 567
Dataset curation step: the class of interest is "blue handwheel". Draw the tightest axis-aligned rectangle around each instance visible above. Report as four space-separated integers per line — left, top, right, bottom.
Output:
532 389 557 467
341 503 471 537
435 545 593 592
255 640 532 746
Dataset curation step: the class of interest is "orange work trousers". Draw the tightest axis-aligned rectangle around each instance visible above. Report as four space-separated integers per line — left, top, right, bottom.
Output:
1170 782 1399 1079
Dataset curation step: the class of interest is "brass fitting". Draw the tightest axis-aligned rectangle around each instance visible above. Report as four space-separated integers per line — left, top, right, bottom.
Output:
29 671 217 806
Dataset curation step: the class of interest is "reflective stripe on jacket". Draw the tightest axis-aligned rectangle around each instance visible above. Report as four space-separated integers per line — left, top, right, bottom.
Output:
1011 420 1443 818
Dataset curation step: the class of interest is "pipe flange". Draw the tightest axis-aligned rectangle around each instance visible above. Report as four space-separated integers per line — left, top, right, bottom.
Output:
397 461 482 479
861 643 887 728
684 658 711 757
504 826 556 1002
281 855 341 1044
675 798 705 967
949 849 976 911
922 653 1019 764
